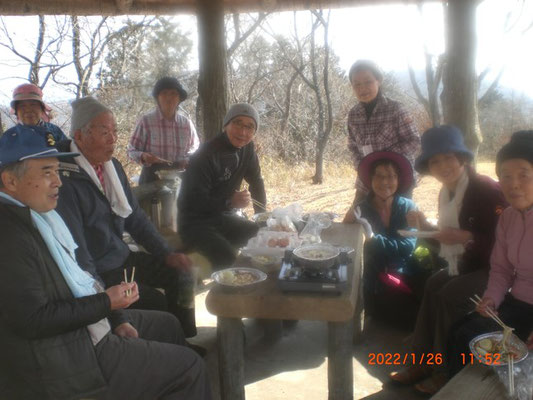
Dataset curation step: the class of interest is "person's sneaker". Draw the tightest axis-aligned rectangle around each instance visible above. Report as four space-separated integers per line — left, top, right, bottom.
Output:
186 341 207 358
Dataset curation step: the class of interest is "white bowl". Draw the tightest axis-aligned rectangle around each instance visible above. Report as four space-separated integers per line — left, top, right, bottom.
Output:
211 267 267 290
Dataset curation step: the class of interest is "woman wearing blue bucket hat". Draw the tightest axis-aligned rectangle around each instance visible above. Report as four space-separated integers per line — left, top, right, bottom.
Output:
389 125 507 394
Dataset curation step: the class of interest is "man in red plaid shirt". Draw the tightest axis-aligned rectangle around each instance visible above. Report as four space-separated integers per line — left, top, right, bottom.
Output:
128 77 200 184
343 60 420 223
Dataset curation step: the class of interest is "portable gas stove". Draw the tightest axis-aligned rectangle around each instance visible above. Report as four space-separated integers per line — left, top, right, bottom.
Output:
278 248 352 294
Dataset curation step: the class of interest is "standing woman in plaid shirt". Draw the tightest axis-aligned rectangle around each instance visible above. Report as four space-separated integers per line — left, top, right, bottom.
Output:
128 77 200 184
343 60 420 223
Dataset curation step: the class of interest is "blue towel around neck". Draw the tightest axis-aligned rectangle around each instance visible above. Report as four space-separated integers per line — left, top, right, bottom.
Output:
0 191 97 298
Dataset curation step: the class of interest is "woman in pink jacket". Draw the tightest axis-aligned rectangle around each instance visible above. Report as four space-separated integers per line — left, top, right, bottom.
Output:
450 130 533 375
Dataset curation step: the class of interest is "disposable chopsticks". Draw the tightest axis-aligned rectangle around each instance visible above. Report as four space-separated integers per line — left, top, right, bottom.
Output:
123 267 136 296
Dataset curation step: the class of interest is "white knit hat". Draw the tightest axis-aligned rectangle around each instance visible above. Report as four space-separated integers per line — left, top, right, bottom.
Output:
70 96 112 136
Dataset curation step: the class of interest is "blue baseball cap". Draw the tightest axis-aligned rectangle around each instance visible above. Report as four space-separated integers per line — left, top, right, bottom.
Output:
0 125 78 167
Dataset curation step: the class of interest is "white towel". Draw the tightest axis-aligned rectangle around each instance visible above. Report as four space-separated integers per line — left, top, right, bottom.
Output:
353 205 374 239
70 142 132 218
438 171 469 276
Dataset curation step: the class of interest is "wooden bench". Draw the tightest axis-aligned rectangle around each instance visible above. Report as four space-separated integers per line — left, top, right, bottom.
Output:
431 364 508 399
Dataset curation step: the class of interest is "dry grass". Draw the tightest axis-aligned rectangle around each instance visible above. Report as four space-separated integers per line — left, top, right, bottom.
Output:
250 158 497 220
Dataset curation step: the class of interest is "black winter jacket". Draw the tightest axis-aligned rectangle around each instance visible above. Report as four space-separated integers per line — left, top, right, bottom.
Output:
55 140 171 277
0 201 116 400
178 132 266 225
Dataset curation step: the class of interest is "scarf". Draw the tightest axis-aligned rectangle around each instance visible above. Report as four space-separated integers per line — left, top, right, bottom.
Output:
0 192 97 298
71 142 132 218
438 171 469 276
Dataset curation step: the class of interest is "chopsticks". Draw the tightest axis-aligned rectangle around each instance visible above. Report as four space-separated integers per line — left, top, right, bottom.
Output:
240 183 266 210
470 294 516 396
469 295 509 330
123 267 136 296
508 353 515 397
251 198 266 210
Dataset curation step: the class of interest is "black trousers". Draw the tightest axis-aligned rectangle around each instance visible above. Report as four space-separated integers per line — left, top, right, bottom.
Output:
180 214 260 268
99 251 197 338
96 310 212 400
448 294 533 376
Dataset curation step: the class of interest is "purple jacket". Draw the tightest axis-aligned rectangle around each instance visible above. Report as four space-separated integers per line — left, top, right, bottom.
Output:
455 172 507 274
484 206 533 309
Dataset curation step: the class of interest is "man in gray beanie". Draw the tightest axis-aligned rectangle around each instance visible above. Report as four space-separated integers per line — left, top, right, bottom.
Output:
178 103 267 268
55 96 200 340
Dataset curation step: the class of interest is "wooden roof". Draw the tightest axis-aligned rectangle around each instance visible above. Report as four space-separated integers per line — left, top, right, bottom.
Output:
1 0 432 16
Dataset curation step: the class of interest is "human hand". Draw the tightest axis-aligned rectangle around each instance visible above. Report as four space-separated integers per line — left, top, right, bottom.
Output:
406 210 425 229
433 228 473 245
105 282 139 310
231 189 251 209
342 206 356 224
141 152 168 166
165 252 192 272
476 297 497 318
527 331 533 350
114 322 139 338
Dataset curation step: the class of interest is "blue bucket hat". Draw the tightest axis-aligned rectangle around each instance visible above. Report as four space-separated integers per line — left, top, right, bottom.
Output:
0 125 78 167
415 125 473 174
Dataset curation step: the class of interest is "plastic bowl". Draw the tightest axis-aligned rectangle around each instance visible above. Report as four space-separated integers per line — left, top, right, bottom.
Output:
211 267 267 292
469 331 528 365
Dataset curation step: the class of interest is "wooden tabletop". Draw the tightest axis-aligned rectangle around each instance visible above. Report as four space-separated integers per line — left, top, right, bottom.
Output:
205 222 364 322
432 364 509 400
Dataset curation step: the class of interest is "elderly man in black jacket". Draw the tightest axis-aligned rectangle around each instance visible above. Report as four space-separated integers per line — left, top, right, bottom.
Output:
55 96 199 338
0 125 211 400
178 103 267 268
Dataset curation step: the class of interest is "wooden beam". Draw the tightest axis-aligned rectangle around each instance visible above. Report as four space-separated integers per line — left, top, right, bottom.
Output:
115 0 133 13
0 0 442 16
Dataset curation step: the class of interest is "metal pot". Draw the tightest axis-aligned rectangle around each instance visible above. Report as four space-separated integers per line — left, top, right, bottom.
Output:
292 243 340 270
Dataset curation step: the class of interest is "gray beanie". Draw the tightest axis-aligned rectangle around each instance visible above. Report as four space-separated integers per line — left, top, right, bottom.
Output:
70 96 112 136
222 103 259 130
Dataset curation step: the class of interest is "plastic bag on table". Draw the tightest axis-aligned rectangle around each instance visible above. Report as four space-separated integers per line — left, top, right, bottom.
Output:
299 212 334 244
492 346 533 400
266 203 303 233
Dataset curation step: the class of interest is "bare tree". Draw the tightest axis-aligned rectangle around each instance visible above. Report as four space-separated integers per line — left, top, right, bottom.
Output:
275 10 334 184
69 16 109 98
0 15 70 87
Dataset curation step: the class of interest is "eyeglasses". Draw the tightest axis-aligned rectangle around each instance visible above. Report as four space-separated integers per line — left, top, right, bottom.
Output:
88 124 117 139
373 173 398 182
231 120 256 134
352 80 377 90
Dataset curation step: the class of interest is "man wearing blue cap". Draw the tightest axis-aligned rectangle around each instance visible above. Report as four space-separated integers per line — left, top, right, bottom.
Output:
0 125 212 399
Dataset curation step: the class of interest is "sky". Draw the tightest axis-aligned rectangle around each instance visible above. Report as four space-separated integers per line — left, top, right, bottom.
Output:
0 0 532 109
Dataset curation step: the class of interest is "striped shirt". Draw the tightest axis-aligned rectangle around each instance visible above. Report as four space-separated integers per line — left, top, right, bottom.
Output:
347 94 420 191
127 108 200 164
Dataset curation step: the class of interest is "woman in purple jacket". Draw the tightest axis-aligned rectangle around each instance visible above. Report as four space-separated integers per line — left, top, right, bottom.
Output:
449 130 533 375
389 126 507 394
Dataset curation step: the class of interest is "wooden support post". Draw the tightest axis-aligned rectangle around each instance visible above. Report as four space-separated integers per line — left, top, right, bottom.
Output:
442 0 481 156
217 317 245 400
196 0 228 141
328 319 354 400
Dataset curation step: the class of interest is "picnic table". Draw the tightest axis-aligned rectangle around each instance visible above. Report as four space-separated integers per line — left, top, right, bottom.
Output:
205 222 364 400
431 364 508 399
